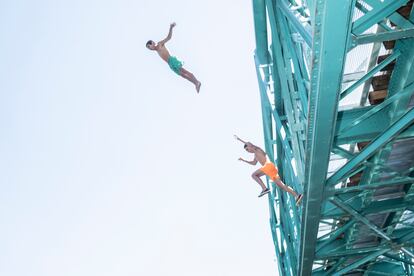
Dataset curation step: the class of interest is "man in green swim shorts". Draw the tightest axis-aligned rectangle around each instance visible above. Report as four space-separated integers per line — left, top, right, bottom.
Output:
146 22 201 93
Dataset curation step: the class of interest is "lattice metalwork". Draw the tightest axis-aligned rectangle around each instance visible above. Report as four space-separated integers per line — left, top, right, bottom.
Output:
252 0 414 275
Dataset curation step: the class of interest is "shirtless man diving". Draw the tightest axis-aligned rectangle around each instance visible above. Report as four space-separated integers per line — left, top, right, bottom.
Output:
235 135 303 205
146 22 201 93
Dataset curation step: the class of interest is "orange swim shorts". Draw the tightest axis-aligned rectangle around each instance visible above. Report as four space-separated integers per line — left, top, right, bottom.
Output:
260 162 279 181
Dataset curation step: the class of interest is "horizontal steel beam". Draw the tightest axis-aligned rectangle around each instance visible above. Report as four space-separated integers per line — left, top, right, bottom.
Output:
316 242 414 259
322 198 414 218
353 27 414 45
325 178 414 197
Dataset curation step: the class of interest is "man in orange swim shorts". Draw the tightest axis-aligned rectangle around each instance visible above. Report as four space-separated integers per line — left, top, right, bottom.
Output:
235 135 303 205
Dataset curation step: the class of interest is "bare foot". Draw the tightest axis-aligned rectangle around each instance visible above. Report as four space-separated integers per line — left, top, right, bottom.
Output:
195 81 201 93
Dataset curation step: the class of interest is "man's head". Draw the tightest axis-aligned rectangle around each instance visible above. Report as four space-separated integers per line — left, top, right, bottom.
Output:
244 143 254 153
146 40 156 50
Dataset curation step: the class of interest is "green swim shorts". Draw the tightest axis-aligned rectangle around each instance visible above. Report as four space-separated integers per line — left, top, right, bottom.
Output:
168 56 183 75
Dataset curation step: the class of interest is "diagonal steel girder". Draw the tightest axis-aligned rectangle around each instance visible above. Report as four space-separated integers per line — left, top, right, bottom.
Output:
352 0 409 35
327 106 414 186
340 50 401 100
276 0 312 46
330 197 392 241
298 1 356 275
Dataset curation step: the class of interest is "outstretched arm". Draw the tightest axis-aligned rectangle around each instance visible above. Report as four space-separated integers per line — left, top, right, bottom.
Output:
234 134 247 144
159 22 176 45
238 157 258 165
234 134 257 148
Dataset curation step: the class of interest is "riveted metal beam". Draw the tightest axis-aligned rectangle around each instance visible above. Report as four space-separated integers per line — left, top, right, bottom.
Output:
298 1 356 275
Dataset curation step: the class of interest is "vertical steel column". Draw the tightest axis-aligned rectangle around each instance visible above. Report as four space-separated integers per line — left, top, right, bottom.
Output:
298 1 355 275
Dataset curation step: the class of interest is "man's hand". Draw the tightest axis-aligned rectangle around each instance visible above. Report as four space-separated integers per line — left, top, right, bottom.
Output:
234 134 247 144
238 157 244 161
170 22 176 28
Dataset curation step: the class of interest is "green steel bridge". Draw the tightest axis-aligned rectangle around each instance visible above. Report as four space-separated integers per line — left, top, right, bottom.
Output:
251 0 414 275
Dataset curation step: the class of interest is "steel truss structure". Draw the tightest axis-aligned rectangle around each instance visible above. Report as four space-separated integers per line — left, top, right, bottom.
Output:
252 0 414 275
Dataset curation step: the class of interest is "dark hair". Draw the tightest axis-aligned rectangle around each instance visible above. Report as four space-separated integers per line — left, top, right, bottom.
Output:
146 40 154 47
244 144 248 149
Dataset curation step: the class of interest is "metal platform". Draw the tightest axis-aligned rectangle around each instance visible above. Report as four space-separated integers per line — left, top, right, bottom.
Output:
251 0 414 275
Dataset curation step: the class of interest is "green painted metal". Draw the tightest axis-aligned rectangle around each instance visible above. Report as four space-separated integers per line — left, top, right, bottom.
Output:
276 0 312 46
355 2 394 33
359 27 383 107
265 0 306 180
255 57 290 276
278 13 309 117
364 0 414 29
251 0 414 274
255 53 302 275
327 107 414 186
332 248 390 276
353 27 414 45
352 0 409 35
322 198 414 219
316 243 414 260
348 9 414 272
385 253 414 266
299 1 356 275
340 50 401 100
325 178 413 196
316 219 355 252
252 0 270 65
335 105 392 144
338 81 414 137
330 198 392 241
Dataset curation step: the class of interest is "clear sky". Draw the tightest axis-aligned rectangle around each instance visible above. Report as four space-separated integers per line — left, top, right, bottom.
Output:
0 0 278 275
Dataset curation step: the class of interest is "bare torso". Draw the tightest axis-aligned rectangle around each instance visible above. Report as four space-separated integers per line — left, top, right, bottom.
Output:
156 43 171 62
253 147 270 166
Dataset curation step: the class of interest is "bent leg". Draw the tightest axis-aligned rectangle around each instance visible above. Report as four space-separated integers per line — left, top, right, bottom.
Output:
251 169 268 191
274 177 298 197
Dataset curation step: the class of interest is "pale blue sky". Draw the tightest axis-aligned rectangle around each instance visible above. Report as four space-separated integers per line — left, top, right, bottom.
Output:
0 1 278 275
